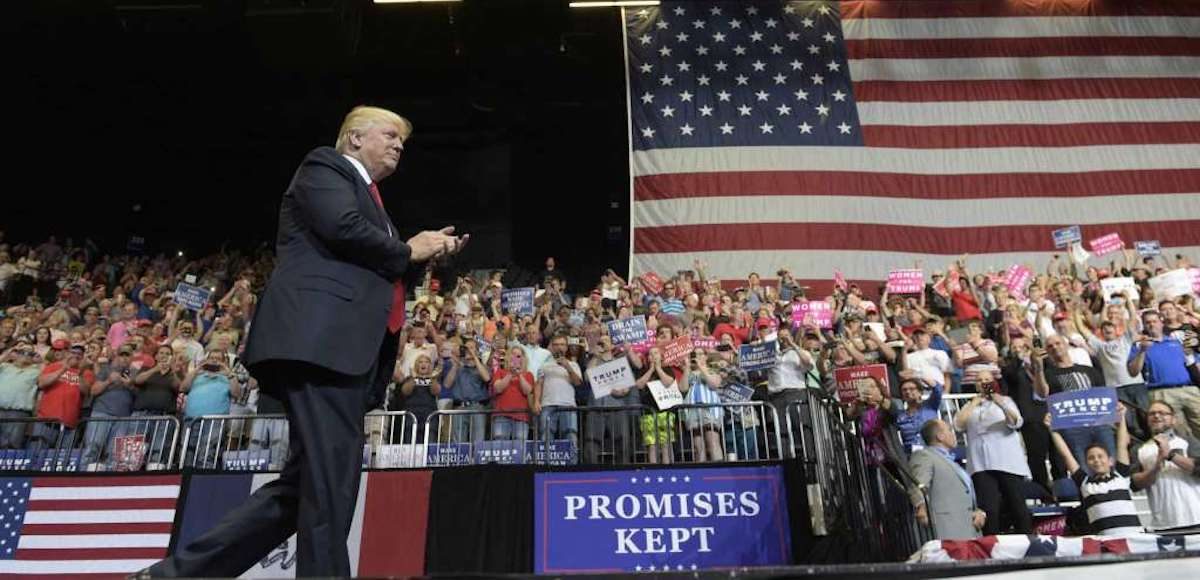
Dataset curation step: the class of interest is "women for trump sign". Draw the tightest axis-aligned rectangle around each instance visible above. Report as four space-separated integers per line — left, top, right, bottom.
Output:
534 466 790 573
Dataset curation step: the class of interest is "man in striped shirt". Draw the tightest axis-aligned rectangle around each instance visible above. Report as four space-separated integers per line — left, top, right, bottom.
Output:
1048 403 1141 536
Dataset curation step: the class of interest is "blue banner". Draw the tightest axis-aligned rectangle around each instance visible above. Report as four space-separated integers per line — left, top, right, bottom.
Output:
525 440 578 466
475 440 526 465
501 287 536 316
534 465 791 573
1052 225 1082 249
426 443 474 466
1049 387 1121 430
738 341 778 372
607 317 648 346
222 449 271 471
1136 240 1162 257
0 450 33 471
173 282 212 311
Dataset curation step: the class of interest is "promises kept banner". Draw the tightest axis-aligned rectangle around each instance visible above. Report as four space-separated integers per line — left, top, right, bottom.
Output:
534 466 790 573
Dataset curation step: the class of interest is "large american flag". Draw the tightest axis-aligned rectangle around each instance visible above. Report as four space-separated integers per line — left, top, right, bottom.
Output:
0 475 180 578
626 0 1200 293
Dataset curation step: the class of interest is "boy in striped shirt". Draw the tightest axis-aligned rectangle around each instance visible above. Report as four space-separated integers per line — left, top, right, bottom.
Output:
1047 403 1142 536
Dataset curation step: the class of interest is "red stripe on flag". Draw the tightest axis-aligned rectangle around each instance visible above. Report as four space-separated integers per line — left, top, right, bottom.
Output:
634 220 1200 255
356 470 432 577
840 0 1200 19
634 169 1200 201
0 575 131 580
21 523 174 535
30 475 181 488
14 548 167 561
861 122 1200 148
852 78 1200 102
846 37 1200 59
27 498 177 511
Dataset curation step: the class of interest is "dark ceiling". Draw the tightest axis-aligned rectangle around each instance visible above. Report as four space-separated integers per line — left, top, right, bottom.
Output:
14 0 635 282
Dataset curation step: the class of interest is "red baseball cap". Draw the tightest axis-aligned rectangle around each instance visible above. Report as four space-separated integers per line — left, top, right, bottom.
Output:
51 339 70 351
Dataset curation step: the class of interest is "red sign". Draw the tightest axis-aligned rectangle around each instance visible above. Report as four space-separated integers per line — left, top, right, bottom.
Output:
834 364 890 403
661 336 695 367
114 433 147 472
639 272 664 295
833 270 848 291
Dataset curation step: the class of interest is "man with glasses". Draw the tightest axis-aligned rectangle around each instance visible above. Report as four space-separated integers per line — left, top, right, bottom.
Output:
82 346 138 468
0 342 42 448
170 320 204 372
1132 401 1200 532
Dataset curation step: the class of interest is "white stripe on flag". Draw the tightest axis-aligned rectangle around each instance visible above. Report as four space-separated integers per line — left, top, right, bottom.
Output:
633 193 1200 229
630 246 1200 282
630 144 1200 176
0 559 160 574
29 485 182 501
22 509 176 524
847 56 1200 81
17 533 171 549
841 16 1200 40
856 99 1200 126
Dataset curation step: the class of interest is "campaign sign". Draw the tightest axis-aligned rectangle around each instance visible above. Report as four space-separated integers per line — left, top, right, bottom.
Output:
373 444 428 468
648 380 684 410
173 282 212 311
475 440 526 465
608 317 649 346
525 440 578 466
1004 264 1033 299
790 301 832 329
1135 240 1162 257
834 364 890 403
719 383 755 404
661 336 695 367
631 326 658 355
36 449 82 472
738 341 778 372
426 443 474 466
222 449 271 471
640 272 665 295
501 287 536 316
886 269 924 294
1191 268 1200 294
691 336 719 351
0 450 32 471
1100 277 1139 304
587 356 636 400
114 434 147 472
1089 233 1124 257
534 465 791 573
1052 225 1082 249
1150 269 1197 300
833 270 848 291
1049 387 1121 430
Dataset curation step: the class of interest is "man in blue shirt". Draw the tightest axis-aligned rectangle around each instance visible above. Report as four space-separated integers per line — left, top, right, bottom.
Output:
181 351 243 467
883 377 943 455
1129 310 1200 439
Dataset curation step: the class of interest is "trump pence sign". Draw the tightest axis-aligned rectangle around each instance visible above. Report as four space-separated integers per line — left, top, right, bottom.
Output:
534 466 790 573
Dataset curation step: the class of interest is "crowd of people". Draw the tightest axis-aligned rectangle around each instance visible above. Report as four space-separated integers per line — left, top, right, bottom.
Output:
1 230 1198 539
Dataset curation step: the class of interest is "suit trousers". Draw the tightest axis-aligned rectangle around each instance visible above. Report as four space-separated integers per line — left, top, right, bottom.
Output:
148 360 373 577
971 470 1033 535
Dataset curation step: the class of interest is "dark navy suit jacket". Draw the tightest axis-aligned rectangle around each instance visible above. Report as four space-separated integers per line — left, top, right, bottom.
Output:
243 146 419 402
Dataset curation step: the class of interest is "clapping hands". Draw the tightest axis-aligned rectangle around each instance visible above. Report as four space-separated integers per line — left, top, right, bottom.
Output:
408 226 469 263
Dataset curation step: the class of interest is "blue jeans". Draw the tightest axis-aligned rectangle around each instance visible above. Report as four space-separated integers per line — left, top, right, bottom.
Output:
0 409 30 449
81 412 129 467
491 416 529 441
724 423 761 460
1059 425 1116 474
539 406 579 446
452 402 489 444
27 422 74 453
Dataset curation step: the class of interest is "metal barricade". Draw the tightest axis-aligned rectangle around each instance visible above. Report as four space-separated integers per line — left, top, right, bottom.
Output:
784 390 853 535
0 415 180 472
575 405 650 466
421 408 539 466
672 401 784 463
939 394 975 431
179 414 282 470
78 414 181 471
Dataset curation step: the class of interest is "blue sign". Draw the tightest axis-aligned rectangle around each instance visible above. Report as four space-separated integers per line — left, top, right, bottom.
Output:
607 317 649 346
535 465 791 573
1049 387 1121 430
719 383 755 404
525 440 578 466
738 341 778 372
173 282 212 311
35 449 82 472
1052 225 1082 249
475 440 526 465
1136 240 1162 257
427 443 474 466
501 287 536 317
223 450 271 471
0 450 32 471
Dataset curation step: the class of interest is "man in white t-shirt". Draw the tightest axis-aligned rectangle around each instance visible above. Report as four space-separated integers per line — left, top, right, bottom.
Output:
905 329 953 390
535 334 582 446
1132 401 1200 532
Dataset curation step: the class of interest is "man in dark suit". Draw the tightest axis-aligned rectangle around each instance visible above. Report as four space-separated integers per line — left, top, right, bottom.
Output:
146 106 465 577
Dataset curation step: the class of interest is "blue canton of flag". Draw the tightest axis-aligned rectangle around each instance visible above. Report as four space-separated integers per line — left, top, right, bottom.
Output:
627 1 862 150
0 479 32 560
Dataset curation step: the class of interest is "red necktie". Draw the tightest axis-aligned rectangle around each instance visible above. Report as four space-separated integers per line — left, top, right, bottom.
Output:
369 183 406 333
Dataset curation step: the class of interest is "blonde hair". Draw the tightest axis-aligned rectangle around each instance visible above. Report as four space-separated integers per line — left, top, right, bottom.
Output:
334 106 413 153
506 346 527 374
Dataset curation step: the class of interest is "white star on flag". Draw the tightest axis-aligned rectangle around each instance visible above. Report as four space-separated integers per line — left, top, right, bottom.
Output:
798 122 813 134
719 123 734 134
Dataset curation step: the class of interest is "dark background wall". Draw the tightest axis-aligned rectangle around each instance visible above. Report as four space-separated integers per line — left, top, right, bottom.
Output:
11 0 635 288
